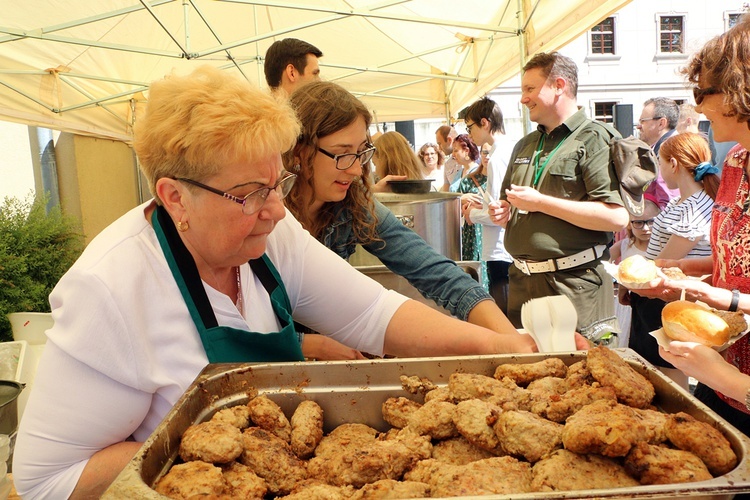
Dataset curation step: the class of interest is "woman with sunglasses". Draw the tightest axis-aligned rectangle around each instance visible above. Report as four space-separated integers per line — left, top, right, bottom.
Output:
627 132 718 387
13 67 540 499
281 81 556 360
631 14 750 436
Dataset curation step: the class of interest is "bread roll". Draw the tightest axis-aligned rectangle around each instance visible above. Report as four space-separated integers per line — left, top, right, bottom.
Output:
618 255 657 284
661 301 732 347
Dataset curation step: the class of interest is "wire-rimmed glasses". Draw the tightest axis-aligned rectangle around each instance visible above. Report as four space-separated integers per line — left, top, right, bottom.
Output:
317 144 376 170
175 171 297 215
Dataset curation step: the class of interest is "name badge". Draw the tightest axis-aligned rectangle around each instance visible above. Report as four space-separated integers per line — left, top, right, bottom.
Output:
515 157 531 165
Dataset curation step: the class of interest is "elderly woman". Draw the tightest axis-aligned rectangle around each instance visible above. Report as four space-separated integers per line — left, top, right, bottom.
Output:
418 141 446 189
635 14 750 435
13 67 539 498
281 81 581 357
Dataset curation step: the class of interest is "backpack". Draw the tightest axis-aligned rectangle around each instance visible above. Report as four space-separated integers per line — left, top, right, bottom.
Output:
609 135 658 217
587 121 658 217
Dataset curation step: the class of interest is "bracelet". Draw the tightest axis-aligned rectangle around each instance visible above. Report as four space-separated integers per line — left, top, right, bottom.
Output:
729 289 741 312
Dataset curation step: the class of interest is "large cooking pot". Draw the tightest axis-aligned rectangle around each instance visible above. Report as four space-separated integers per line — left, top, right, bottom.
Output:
349 191 461 266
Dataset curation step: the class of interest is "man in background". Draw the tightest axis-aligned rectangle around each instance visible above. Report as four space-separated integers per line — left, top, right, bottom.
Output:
462 97 514 313
489 52 628 343
435 125 460 191
637 97 680 207
264 38 322 95
676 103 701 134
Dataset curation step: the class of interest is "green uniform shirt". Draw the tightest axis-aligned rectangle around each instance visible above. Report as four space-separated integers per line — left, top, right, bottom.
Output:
501 107 623 261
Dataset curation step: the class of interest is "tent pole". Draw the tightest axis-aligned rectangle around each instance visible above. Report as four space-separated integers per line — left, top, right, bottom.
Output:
517 0 533 136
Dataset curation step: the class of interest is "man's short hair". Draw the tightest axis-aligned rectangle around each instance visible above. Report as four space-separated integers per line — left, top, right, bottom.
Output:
645 97 680 130
464 97 505 135
264 38 323 88
436 125 458 141
523 51 578 97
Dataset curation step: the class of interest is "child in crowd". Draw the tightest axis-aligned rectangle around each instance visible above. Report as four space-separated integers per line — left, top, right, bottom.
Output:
609 194 661 347
628 132 719 387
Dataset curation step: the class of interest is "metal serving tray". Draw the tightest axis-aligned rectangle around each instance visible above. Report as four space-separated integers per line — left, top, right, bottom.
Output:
104 349 750 499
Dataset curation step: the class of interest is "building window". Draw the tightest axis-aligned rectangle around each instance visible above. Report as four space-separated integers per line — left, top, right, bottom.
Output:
727 12 743 30
590 17 615 55
659 15 684 53
594 102 616 123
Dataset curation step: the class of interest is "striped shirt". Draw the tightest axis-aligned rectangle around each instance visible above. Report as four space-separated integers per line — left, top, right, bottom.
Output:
645 190 713 260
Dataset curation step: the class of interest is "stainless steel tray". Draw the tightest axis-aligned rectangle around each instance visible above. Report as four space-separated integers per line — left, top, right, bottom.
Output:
104 349 750 499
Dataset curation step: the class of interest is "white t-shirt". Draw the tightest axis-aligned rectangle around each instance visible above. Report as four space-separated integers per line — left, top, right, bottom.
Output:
470 134 514 262
13 201 406 499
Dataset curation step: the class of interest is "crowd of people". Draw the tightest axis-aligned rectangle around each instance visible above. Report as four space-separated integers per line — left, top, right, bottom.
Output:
13 14 750 497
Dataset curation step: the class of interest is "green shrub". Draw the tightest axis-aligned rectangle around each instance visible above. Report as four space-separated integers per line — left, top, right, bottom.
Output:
0 194 84 342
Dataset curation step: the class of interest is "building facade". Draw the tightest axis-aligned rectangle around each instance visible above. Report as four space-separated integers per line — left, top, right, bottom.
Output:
488 0 748 143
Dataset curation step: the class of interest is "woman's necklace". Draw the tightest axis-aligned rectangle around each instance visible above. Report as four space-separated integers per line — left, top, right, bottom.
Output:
235 266 244 317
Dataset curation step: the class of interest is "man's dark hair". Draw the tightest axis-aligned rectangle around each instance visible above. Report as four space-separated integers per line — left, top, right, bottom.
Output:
264 38 323 88
644 97 680 130
464 97 505 134
523 51 578 97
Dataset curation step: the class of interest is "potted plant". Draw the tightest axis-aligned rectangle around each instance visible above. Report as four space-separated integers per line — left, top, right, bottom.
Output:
0 194 84 343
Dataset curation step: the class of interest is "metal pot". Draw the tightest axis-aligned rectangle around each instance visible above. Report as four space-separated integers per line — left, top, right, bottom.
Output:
349 191 462 266
0 380 24 472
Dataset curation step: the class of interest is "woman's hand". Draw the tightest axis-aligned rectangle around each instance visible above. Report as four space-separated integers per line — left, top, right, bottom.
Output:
301 334 367 360
371 175 408 193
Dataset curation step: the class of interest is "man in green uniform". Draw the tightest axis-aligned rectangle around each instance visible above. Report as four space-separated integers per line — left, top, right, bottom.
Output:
489 52 629 343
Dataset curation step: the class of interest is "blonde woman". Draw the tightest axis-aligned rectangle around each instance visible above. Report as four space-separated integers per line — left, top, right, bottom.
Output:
372 131 426 190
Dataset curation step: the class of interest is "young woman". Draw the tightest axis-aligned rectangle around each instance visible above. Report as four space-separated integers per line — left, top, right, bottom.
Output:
372 131 425 182
281 81 559 358
458 143 490 290
629 132 718 387
609 195 661 347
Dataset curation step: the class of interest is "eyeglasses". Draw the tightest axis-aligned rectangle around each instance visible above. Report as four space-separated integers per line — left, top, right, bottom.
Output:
465 122 476 133
421 151 437 157
693 86 722 105
317 144 376 170
480 150 491 156
631 218 655 229
638 116 663 124
176 172 297 215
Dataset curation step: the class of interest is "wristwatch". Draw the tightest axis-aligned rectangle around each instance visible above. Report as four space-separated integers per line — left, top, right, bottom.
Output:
729 289 741 312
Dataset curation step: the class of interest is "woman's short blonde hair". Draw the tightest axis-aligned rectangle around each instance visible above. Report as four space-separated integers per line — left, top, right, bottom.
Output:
134 65 300 203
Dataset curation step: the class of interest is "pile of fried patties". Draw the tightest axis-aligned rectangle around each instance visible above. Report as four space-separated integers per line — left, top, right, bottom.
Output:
155 346 737 499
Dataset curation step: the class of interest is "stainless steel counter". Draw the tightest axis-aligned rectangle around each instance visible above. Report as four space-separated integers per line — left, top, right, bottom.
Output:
355 261 481 316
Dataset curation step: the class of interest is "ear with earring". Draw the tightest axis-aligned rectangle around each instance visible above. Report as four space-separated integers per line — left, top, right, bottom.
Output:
176 220 189 232
292 164 301 173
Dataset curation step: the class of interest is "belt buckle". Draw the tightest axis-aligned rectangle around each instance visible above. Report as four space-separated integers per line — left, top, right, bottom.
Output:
516 259 531 276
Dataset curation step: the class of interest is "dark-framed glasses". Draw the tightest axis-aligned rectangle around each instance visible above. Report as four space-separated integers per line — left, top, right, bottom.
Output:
638 116 663 124
631 218 655 229
317 144 376 170
693 86 722 105
465 121 476 133
176 171 297 215
480 149 491 156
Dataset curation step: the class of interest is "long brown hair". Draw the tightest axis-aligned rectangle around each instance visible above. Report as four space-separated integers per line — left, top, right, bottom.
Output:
659 132 719 200
282 81 379 242
373 131 424 180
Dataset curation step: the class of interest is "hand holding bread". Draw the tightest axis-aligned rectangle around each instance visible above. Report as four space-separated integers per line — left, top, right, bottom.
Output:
661 301 747 348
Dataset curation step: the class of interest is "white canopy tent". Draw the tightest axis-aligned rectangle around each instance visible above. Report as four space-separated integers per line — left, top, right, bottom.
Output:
0 0 632 143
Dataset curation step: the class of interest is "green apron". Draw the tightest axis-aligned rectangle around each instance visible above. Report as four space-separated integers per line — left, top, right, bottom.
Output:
152 205 304 363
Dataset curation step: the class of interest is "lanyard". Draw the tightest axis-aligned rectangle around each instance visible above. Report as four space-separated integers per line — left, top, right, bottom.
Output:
532 132 570 187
